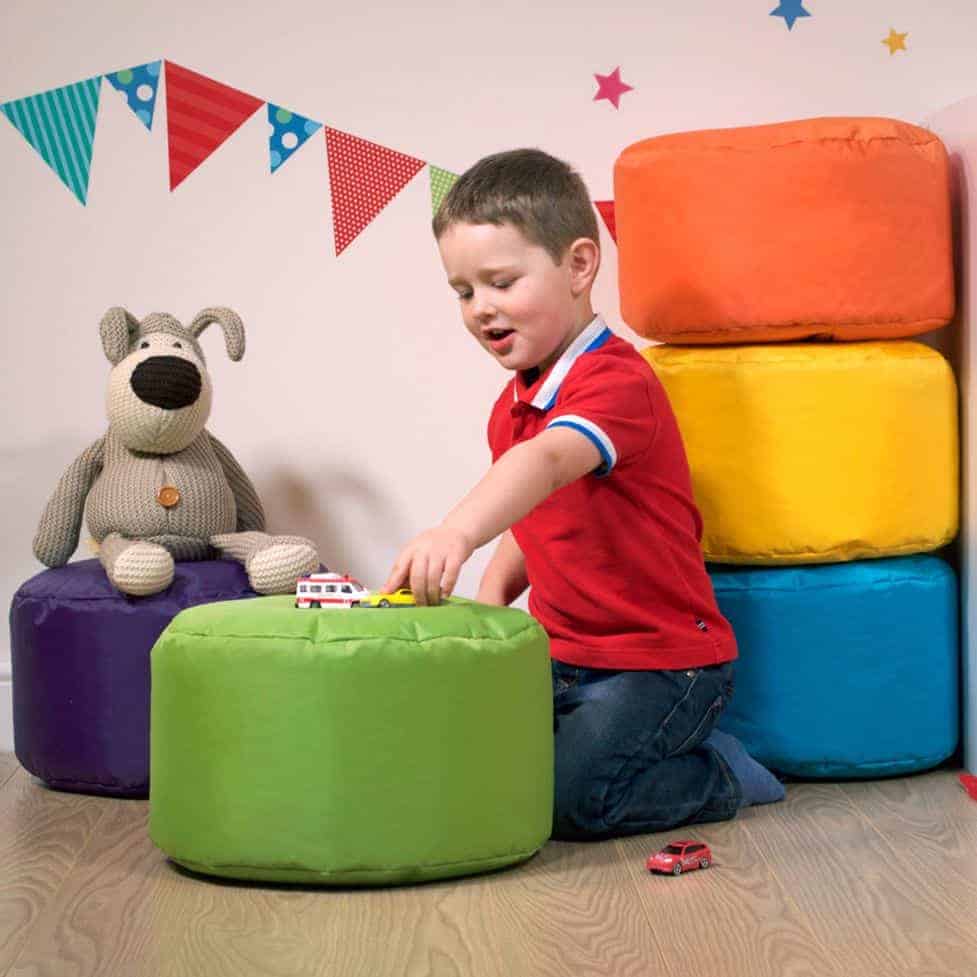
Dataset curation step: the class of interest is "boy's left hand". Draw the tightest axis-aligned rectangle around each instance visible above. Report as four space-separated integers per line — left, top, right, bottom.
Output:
383 525 474 605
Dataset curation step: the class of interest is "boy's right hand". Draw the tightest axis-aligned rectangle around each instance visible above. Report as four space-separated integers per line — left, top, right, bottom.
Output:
383 525 475 606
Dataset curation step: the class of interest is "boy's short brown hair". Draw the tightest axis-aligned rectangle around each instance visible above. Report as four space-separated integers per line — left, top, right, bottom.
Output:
432 148 600 265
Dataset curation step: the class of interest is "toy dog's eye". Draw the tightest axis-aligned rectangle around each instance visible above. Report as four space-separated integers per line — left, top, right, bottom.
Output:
140 341 149 349
173 341 182 349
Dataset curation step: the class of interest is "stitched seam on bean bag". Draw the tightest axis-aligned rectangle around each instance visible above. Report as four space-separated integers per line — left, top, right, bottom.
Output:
14 593 252 604
626 134 944 156
645 345 947 365
705 534 957 563
35 775 146 790
162 627 543 646
176 847 542 876
643 315 950 335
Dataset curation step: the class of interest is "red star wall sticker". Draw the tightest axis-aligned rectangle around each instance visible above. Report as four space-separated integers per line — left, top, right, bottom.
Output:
593 67 634 109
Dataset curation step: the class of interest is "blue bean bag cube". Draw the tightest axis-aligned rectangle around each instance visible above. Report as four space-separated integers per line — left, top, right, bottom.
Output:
711 555 958 778
10 558 257 797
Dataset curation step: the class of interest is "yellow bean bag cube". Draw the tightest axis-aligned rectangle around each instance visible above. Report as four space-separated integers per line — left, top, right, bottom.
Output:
642 342 958 564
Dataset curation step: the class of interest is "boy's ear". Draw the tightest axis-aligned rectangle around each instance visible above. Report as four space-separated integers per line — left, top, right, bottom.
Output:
567 237 600 295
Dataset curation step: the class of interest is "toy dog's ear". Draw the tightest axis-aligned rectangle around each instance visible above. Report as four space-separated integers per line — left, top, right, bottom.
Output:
99 307 141 365
189 307 245 362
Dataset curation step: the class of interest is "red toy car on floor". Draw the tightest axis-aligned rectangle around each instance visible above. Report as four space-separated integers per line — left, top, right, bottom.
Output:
646 840 713 875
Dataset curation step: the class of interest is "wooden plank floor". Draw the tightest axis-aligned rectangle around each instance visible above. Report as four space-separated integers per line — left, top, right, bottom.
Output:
2 754 976 977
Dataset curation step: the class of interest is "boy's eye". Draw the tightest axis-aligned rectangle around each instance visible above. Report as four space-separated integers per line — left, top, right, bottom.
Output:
493 280 512 290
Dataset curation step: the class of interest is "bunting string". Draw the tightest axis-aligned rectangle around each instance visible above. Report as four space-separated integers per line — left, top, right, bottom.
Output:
1 59 616 253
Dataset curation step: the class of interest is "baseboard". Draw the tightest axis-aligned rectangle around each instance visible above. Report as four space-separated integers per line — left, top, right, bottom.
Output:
0 660 12 753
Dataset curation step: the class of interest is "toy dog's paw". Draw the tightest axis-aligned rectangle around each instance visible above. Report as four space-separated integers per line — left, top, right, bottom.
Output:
246 536 319 595
210 531 266 562
108 541 175 596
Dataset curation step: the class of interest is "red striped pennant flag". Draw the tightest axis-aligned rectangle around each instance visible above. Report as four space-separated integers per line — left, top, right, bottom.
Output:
594 200 617 244
325 127 426 255
165 61 263 190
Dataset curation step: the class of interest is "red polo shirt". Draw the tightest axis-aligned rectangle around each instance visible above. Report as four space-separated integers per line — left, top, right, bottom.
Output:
487 315 737 670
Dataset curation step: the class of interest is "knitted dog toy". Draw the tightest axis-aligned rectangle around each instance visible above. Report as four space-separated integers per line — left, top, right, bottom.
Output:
32 307 320 596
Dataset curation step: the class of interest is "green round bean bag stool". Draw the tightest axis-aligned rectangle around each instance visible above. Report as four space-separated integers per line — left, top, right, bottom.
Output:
149 596 553 886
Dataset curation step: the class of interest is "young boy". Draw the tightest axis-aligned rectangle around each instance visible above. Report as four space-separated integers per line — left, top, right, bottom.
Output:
383 148 783 840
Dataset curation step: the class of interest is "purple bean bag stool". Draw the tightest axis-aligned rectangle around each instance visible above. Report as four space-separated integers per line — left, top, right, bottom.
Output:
10 558 257 797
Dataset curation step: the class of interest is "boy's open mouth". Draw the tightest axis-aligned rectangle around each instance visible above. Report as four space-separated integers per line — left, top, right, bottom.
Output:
485 328 515 353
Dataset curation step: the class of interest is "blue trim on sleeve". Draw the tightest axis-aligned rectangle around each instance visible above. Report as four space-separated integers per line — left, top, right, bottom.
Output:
547 418 614 477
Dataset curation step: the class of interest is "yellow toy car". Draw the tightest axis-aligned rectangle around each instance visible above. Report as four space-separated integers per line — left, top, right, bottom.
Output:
356 588 418 608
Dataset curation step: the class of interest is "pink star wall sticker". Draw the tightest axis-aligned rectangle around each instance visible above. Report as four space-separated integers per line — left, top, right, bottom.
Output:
593 67 634 109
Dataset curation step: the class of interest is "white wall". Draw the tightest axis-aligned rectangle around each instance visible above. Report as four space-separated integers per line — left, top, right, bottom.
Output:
926 98 977 771
3 0 977 751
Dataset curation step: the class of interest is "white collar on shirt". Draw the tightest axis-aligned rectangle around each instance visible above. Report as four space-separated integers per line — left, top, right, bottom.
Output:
514 314 612 411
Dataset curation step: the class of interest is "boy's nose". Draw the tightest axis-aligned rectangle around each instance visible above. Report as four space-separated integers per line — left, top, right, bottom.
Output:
471 292 496 319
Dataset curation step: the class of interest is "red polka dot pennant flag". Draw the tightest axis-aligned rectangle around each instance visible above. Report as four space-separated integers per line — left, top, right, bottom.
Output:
165 61 264 191
325 127 426 255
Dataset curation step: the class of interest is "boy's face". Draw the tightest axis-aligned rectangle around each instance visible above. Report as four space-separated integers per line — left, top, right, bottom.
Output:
438 221 585 374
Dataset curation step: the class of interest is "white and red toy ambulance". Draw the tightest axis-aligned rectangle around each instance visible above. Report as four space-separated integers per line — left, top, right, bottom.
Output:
295 572 370 609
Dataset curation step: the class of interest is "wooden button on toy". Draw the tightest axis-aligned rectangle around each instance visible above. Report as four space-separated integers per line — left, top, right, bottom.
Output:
157 485 181 508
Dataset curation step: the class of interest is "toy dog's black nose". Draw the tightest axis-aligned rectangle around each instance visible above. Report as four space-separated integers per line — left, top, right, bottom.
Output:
130 356 202 410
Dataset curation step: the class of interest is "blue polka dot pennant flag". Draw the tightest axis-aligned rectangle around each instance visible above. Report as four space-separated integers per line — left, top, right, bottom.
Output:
1 75 101 204
267 103 322 173
105 60 162 130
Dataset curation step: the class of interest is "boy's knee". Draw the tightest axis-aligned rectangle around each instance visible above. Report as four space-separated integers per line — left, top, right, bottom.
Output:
552 765 613 840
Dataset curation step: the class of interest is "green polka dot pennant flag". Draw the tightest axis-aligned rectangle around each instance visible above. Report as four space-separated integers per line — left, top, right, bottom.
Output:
1 75 101 204
268 103 322 173
430 165 458 215
105 61 162 131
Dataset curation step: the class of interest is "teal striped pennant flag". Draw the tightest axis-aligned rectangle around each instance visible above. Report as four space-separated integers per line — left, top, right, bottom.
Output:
1 76 101 204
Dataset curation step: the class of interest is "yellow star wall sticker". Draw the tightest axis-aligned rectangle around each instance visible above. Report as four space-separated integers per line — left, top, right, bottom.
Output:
882 28 908 54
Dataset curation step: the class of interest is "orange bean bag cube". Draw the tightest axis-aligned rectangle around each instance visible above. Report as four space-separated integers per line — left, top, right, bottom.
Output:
615 117 954 344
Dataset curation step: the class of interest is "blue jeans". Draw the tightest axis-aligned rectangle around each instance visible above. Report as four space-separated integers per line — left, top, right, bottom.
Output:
551 659 742 840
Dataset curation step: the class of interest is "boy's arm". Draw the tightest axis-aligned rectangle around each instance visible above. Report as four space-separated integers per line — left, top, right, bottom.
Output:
477 530 528 606
384 427 600 604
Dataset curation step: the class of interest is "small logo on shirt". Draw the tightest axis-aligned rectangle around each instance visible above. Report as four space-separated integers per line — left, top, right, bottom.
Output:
695 619 709 632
